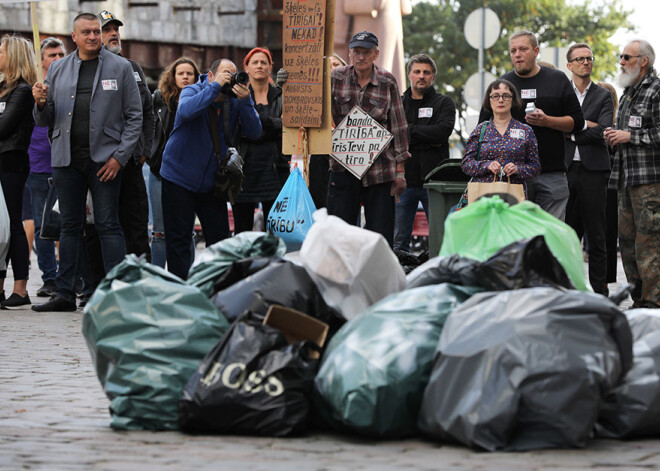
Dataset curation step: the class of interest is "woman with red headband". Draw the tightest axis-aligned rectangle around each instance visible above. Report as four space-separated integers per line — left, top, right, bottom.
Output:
232 47 287 233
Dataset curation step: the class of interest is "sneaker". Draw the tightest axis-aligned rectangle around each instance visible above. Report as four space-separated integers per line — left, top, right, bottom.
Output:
36 280 57 297
31 295 77 312
1 293 31 309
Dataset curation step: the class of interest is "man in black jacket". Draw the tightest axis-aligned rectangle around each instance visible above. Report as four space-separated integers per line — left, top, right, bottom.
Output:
564 42 614 295
394 54 455 252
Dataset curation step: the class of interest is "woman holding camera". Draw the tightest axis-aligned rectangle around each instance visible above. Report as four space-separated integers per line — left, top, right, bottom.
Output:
232 47 286 233
462 79 540 193
149 57 200 268
0 35 37 308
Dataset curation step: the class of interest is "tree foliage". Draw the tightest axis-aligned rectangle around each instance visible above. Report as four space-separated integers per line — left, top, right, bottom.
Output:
403 0 632 139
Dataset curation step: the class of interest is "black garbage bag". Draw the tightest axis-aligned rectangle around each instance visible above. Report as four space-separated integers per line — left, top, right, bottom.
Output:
179 311 320 436
212 256 285 293
418 287 633 451
407 236 574 291
187 232 286 296
596 309 660 439
211 259 346 338
394 250 429 275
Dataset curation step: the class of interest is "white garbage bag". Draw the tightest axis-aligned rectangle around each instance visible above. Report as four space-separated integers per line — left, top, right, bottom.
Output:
299 209 406 319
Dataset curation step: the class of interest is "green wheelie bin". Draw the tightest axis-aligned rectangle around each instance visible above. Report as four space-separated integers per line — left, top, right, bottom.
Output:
423 160 469 256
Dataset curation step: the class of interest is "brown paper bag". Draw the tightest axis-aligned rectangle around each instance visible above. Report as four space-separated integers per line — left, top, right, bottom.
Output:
467 175 525 204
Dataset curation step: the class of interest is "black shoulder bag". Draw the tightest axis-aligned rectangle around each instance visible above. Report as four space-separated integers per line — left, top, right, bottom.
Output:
208 102 243 204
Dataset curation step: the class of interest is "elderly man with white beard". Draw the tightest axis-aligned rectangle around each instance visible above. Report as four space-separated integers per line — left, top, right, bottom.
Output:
604 39 660 308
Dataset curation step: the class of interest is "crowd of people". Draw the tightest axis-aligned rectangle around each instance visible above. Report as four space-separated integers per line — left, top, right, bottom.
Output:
0 11 658 311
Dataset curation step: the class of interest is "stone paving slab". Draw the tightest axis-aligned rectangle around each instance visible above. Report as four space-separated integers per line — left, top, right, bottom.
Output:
0 251 654 470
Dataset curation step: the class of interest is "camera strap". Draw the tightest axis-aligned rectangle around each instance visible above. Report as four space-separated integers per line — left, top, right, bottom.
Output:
207 106 226 165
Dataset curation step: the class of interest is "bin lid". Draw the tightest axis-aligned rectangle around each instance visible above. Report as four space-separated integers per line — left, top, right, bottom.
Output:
424 181 467 192
425 159 471 183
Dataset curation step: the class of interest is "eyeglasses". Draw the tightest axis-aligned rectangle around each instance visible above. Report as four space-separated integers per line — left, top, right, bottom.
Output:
620 54 642 61
489 93 513 101
569 56 595 64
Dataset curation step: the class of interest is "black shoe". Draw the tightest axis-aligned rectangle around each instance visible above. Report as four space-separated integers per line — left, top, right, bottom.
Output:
78 293 92 309
1 293 31 309
31 295 77 312
36 280 57 297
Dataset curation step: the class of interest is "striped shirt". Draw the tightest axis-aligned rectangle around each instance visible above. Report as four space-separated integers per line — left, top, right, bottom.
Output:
330 64 410 186
610 71 660 188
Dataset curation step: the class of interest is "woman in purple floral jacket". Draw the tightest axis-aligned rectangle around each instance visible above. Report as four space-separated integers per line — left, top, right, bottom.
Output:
462 79 540 191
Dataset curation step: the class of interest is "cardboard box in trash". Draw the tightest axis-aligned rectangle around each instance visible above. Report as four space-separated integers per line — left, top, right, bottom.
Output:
263 305 328 359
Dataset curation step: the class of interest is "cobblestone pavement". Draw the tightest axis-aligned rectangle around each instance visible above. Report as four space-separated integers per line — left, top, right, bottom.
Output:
0 251 656 471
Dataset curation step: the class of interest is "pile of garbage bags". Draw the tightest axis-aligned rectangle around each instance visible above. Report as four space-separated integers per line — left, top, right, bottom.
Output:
82 198 660 450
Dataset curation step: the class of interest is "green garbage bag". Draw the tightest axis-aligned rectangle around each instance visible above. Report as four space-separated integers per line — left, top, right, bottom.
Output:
440 196 589 291
187 231 286 296
82 255 230 430
313 283 479 438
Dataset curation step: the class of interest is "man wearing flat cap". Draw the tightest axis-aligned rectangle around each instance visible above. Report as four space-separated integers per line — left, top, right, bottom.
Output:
328 31 411 246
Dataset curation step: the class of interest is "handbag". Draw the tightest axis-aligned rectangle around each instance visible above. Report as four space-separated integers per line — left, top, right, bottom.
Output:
467 173 525 204
40 177 61 241
208 103 244 204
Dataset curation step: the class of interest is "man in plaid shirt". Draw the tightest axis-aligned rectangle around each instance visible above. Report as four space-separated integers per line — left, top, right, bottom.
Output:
329 31 410 246
605 39 660 308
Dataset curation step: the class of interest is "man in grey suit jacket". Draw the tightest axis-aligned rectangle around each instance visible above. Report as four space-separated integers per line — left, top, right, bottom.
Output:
565 42 614 295
31 12 143 311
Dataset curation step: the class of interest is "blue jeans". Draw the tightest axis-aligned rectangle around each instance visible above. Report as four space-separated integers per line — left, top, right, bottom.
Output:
26 173 57 282
52 159 125 301
393 186 429 252
148 170 166 268
162 178 229 280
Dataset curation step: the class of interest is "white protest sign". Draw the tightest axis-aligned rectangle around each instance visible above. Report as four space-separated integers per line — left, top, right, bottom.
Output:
331 106 393 179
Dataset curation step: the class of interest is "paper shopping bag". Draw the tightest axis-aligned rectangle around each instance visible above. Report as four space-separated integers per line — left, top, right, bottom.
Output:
467 175 525 204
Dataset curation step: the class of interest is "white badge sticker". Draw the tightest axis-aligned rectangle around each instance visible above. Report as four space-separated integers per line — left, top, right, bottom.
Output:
102 79 118 91
418 107 433 118
509 129 525 139
521 89 537 99
133 71 141 82
629 115 642 128
0 102 5 113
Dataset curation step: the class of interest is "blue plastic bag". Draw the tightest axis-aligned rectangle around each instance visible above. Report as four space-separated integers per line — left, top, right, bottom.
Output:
266 167 316 252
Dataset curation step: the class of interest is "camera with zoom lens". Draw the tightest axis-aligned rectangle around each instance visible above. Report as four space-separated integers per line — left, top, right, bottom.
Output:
231 71 249 86
221 72 250 97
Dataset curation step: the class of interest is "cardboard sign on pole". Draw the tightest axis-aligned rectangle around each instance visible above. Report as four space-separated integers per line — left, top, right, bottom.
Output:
282 0 326 128
331 106 393 180
282 0 335 156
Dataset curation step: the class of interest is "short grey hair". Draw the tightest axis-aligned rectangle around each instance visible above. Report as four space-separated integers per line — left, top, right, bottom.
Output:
630 39 655 68
40 37 66 59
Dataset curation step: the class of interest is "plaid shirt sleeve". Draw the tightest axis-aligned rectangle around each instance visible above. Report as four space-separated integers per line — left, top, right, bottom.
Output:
610 74 660 188
330 65 410 186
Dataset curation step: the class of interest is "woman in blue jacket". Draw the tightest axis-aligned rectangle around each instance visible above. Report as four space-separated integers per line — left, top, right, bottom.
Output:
160 59 261 280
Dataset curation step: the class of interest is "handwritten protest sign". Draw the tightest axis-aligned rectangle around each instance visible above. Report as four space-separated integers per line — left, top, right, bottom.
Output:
331 106 393 179
282 0 326 128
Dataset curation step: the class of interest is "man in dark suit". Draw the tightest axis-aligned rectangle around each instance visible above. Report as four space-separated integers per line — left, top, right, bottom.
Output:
565 42 614 295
